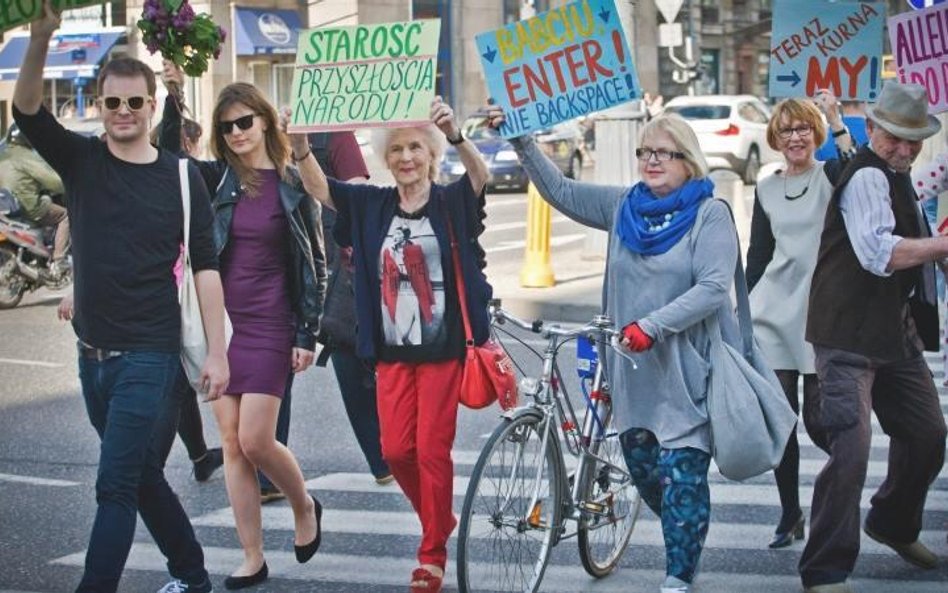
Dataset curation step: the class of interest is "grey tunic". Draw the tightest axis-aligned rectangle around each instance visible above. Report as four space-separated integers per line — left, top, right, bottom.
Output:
749 166 833 374
511 136 739 453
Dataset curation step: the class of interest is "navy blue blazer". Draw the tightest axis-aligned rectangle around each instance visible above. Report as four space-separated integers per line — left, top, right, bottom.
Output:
328 174 491 361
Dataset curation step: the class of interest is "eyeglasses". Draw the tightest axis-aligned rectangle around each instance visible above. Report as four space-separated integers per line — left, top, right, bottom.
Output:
635 148 686 162
219 114 256 135
101 95 149 111
777 125 813 140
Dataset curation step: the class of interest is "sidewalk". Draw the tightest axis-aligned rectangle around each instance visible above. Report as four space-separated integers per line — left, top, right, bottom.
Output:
485 248 605 324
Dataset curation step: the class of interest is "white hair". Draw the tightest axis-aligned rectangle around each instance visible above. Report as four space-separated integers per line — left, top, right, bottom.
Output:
372 124 446 182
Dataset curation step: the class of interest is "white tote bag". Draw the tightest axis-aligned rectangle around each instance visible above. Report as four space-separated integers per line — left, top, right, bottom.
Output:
178 159 232 393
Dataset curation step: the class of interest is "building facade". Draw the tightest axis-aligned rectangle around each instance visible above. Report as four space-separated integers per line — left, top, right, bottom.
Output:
0 0 925 140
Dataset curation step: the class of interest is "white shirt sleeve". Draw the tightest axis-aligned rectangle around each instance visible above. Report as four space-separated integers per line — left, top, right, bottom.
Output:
839 167 903 277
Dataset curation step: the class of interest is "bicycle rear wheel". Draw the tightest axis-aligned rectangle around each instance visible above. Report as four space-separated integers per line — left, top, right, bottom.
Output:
577 423 641 577
457 412 563 593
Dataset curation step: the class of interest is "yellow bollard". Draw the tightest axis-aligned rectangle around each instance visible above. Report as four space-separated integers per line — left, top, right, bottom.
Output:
519 182 555 287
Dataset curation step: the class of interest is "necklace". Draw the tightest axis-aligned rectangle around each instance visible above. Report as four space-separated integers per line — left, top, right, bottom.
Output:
784 163 819 201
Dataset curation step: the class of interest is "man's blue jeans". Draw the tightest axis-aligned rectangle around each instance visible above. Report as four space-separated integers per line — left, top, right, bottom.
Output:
76 350 208 593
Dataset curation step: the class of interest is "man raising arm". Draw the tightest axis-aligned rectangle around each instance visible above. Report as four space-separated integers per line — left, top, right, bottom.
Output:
13 2 226 592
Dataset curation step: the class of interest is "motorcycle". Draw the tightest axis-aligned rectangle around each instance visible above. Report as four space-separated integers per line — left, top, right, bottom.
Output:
0 188 71 309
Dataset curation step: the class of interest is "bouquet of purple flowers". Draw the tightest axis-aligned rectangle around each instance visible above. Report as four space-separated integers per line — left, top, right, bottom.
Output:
138 0 226 77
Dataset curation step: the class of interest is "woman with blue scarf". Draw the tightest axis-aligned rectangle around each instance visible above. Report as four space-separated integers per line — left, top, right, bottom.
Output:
486 110 738 593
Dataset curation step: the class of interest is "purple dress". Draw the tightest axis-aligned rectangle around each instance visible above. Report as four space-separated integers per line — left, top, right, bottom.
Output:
221 170 294 397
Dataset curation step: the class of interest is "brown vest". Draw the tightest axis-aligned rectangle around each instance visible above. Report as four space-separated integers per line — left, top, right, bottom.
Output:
806 147 938 359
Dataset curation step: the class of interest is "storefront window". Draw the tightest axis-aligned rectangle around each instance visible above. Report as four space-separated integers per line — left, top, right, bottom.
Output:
248 63 295 110
699 48 720 94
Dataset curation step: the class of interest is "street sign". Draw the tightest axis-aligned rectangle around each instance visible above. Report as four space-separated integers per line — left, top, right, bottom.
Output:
906 1 946 10
658 23 683 48
655 0 684 23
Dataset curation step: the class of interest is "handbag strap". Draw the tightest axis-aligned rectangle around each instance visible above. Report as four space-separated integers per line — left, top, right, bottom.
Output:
715 199 754 361
179 158 192 269
444 211 474 345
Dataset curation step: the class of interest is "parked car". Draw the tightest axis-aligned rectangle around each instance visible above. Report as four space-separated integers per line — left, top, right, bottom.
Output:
440 112 585 192
662 95 781 185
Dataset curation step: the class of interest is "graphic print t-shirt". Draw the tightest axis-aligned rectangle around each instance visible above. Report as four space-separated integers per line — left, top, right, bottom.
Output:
377 203 462 362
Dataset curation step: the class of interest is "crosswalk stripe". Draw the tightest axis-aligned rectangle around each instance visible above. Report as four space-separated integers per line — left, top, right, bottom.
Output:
450 450 894 479
481 216 571 234
303 473 948 511
190 507 947 557
49 544 947 593
484 233 586 254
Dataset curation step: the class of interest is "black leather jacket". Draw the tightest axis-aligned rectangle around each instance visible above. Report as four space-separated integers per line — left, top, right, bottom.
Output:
157 98 327 350
210 165 327 350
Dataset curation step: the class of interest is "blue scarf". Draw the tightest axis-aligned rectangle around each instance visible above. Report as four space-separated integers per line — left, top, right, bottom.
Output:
616 178 715 256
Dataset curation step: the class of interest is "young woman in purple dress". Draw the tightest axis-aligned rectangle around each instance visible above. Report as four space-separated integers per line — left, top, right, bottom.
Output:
160 79 328 589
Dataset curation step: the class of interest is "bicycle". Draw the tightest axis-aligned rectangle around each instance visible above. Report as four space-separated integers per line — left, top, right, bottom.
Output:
457 299 642 593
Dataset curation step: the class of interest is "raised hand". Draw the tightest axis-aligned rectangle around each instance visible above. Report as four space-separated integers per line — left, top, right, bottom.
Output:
430 96 460 141
279 106 310 158
813 88 842 127
485 103 506 130
31 0 61 40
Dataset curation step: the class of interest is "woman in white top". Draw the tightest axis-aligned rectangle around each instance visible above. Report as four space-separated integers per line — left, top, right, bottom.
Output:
746 95 853 549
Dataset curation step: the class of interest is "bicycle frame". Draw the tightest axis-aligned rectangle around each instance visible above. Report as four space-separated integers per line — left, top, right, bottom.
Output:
491 305 633 542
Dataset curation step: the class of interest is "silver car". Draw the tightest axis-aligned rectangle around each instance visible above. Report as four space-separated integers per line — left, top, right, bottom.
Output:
662 95 782 185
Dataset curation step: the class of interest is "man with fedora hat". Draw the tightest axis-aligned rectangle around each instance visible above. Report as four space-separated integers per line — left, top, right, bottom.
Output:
802 82 947 593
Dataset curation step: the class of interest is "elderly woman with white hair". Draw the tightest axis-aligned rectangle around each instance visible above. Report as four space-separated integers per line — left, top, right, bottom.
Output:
486 108 738 593
291 96 489 593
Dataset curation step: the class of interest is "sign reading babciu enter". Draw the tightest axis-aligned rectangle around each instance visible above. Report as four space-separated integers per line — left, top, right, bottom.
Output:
289 20 441 132
476 0 641 138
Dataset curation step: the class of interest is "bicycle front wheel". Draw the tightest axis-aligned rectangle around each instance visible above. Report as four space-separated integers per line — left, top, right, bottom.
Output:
457 412 563 593
577 425 641 577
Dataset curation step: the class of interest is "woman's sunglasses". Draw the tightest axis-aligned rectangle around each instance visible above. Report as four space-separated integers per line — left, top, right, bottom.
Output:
101 96 149 111
219 114 256 135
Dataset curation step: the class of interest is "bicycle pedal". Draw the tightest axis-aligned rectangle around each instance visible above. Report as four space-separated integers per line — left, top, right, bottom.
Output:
580 500 607 514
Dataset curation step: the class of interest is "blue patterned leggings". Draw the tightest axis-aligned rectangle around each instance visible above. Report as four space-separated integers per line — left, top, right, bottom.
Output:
620 428 711 583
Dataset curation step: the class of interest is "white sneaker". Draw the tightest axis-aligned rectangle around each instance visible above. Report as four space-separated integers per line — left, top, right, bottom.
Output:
660 575 690 593
156 579 213 593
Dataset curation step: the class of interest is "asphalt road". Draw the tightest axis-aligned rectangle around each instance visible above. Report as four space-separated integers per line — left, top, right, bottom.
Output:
1 180 947 592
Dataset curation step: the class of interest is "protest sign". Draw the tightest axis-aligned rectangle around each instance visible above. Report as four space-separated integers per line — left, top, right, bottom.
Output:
475 0 640 139
288 20 440 133
769 0 884 101
1 0 105 34
888 3 948 113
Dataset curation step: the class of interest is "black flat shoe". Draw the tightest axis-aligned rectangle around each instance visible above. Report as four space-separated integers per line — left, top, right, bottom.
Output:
295 494 322 563
223 561 268 590
769 514 805 548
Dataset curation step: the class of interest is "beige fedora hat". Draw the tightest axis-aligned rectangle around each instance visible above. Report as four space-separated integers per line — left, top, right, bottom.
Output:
866 82 941 142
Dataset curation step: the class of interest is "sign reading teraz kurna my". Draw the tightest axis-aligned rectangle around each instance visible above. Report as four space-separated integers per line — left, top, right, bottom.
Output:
1 0 106 34
288 19 441 132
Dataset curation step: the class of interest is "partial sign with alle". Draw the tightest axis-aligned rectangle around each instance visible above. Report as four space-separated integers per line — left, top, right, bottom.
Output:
888 2 948 113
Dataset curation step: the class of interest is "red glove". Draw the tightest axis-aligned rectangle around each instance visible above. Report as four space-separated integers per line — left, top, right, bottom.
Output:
622 322 654 352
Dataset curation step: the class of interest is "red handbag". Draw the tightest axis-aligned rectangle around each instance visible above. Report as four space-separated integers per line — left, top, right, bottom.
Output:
446 218 518 410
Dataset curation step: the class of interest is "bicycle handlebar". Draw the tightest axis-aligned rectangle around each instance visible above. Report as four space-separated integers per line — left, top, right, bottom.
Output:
488 299 619 340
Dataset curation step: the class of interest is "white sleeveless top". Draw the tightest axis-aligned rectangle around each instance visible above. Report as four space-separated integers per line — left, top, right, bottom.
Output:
749 164 833 374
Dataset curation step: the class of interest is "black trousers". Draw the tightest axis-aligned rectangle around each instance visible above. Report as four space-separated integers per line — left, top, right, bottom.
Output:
799 344 947 587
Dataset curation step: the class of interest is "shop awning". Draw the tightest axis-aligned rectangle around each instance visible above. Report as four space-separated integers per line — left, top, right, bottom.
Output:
0 30 125 82
234 7 301 56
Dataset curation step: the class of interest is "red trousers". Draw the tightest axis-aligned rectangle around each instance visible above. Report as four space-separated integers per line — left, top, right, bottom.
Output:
376 359 462 568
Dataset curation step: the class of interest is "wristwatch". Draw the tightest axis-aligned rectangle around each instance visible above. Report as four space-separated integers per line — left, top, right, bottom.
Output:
447 131 465 145
832 128 848 138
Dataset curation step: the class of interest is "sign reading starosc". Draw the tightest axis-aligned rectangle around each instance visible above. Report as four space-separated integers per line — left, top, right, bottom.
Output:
288 20 441 132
